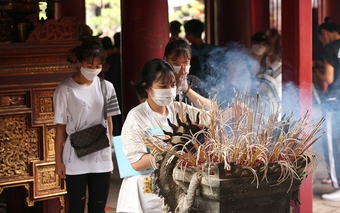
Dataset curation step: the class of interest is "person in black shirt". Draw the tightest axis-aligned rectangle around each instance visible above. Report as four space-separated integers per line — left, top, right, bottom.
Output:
170 20 181 39
315 21 340 201
105 32 122 136
184 19 216 79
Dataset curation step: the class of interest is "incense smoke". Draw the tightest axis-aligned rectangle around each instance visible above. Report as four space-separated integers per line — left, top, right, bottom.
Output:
202 42 261 106
201 41 309 120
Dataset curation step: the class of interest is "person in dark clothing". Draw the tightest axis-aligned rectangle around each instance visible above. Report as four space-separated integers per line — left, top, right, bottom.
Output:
184 19 216 79
170 20 181 39
101 36 115 55
105 32 123 136
315 21 340 201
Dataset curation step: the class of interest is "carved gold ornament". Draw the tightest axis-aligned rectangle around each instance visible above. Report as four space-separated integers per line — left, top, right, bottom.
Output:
0 115 40 177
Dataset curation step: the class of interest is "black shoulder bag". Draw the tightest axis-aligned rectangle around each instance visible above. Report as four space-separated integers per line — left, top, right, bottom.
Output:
70 79 110 158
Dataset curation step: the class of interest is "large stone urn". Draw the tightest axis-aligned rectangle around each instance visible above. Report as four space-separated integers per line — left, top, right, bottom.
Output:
173 159 306 213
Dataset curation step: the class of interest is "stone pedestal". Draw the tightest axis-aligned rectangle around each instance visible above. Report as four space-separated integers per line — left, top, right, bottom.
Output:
173 161 304 213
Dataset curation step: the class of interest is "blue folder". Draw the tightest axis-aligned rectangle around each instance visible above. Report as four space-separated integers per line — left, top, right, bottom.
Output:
113 129 163 178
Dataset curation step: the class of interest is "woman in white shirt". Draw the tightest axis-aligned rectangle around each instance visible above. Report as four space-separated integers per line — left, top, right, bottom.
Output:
53 40 121 213
116 59 202 213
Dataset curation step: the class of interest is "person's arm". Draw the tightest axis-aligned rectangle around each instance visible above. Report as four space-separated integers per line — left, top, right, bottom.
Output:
182 86 212 110
315 59 334 84
121 109 155 171
107 116 113 145
131 153 155 171
107 116 114 172
55 124 67 179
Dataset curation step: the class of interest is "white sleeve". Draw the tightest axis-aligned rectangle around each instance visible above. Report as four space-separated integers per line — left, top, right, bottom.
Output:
53 83 68 125
105 80 121 117
120 109 148 164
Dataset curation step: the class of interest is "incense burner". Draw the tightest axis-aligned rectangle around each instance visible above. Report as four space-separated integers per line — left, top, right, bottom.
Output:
140 95 323 213
172 160 307 213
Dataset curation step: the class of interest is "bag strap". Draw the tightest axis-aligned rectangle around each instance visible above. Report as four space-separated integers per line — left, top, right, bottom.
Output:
100 79 107 120
272 66 282 78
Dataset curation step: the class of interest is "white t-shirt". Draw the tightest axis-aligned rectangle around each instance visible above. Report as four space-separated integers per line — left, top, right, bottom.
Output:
53 76 121 175
116 101 200 213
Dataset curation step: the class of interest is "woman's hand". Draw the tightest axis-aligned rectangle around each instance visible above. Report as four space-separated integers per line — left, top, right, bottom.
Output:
55 124 67 179
176 65 189 93
55 161 66 179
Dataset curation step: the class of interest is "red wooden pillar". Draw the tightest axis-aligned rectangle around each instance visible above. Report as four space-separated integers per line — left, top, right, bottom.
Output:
251 0 270 34
120 0 169 119
55 0 86 24
281 1 313 212
323 0 340 25
213 1 252 47
212 0 269 47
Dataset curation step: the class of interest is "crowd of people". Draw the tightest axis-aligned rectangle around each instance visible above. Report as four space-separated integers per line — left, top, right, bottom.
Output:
52 17 340 213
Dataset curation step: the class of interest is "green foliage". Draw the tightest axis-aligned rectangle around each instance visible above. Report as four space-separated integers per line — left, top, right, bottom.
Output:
169 0 204 21
85 0 204 38
85 0 121 37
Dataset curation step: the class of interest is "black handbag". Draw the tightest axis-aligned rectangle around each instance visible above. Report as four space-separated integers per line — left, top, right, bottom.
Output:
70 79 110 158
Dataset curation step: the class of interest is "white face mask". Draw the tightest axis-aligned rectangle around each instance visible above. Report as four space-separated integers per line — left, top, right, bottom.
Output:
173 65 191 74
80 67 102 81
251 44 266 56
150 87 177 106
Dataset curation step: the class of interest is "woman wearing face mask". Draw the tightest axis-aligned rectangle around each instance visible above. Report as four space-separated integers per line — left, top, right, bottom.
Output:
53 40 121 213
249 33 281 107
164 38 211 109
250 32 269 71
116 59 204 213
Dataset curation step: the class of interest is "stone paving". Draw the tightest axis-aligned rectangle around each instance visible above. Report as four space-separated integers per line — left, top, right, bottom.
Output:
312 145 340 213
313 182 340 213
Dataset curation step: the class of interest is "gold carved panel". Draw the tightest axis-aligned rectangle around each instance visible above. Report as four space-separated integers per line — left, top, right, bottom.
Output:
0 91 29 111
0 115 40 177
33 90 55 124
33 161 66 199
27 17 78 42
3 56 69 66
46 126 56 158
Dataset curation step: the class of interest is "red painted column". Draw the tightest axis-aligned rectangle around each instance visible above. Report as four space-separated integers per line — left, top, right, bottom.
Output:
121 0 169 119
323 0 340 24
55 0 86 24
213 0 269 47
213 1 252 47
281 1 313 212
251 0 270 34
